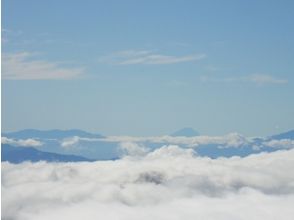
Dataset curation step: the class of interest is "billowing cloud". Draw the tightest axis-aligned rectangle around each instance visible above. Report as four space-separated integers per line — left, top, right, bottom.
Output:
119 142 150 157
1 137 43 147
2 147 294 220
100 50 206 65
2 52 84 80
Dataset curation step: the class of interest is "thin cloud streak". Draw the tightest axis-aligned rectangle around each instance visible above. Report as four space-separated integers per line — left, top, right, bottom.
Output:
2 52 85 80
100 50 206 65
248 74 288 84
1 137 43 147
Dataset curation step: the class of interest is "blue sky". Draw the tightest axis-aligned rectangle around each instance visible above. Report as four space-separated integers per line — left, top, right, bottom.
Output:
2 0 294 136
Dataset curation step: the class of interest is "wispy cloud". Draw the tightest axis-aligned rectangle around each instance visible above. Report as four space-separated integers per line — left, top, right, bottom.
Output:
1 28 23 44
100 50 206 65
248 74 288 85
263 139 294 149
84 133 252 148
1 137 43 147
60 136 101 148
2 52 85 80
200 74 288 85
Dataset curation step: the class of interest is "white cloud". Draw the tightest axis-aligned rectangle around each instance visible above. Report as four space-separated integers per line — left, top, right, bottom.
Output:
59 134 294 153
248 74 288 85
60 136 101 148
100 133 252 148
263 139 294 149
60 136 81 148
2 148 294 220
1 137 43 147
119 142 149 157
2 52 85 80
100 50 206 65
146 145 195 159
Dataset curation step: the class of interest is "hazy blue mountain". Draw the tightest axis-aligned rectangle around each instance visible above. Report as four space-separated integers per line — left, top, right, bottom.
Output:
195 144 276 158
2 129 294 161
2 129 104 139
2 129 119 160
270 130 294 140
171 128 199 137
1 144 92 163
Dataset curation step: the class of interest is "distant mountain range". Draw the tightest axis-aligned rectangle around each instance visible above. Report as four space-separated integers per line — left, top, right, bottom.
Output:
2 129 104 139
1 129 116 161
1 128 294 163
269 130 294 140
1 144 92 163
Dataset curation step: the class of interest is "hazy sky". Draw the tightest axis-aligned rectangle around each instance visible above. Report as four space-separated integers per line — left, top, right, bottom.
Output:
2 0 294 136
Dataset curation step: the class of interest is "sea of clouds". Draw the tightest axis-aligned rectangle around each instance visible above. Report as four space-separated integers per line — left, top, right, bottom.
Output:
2 145 294 220
60 133 294 150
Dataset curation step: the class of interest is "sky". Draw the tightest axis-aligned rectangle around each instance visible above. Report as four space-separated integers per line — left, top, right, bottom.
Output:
1 0 294 136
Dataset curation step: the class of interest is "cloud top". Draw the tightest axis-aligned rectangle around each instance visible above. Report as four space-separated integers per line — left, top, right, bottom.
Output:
2 147 294 220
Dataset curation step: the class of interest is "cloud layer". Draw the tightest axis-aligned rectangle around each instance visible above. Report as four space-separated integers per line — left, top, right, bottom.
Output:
58 133 253 151
2 146 294 220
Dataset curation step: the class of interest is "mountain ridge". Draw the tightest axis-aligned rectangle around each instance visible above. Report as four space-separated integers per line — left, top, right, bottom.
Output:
2 129 104 139
1 144 93 163
269 130 294 140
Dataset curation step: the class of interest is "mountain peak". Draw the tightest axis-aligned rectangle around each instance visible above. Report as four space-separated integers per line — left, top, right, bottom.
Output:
171 128 199 137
